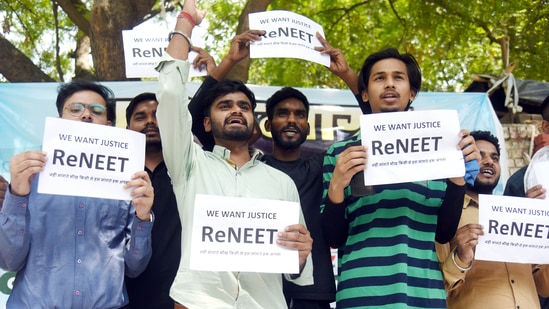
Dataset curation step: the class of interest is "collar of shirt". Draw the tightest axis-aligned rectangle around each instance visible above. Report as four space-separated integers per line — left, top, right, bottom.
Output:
212 145 262 167
463 193 479 209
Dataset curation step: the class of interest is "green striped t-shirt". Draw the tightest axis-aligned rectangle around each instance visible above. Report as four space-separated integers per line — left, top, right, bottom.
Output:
321 135 448 309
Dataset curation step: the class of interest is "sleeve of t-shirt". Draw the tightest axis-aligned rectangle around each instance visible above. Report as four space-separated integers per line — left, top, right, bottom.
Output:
435 180 466 243
125 203 153 278
436 241 469 292
320 197 349 248
320 147 349 248
0 189 31 272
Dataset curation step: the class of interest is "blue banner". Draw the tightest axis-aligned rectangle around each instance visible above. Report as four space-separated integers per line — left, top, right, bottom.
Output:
0 82 505 306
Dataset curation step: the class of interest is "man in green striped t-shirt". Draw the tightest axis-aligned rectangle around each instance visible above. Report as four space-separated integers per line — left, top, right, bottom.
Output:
320 48 480 308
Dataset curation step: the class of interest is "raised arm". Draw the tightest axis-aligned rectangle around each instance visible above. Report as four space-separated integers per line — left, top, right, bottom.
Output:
320 143 367 248
315 32 359 95
166 1 205 61
315 32 369 113
156 0 205 178
211 30 265 81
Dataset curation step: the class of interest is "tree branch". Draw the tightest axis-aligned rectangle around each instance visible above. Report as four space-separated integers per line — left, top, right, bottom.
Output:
54 0 91 36
0 34 55 82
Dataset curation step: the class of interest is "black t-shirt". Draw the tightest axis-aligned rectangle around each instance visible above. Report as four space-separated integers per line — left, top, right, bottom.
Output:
504 165 527 197
124 162 181 309
263 153 336 302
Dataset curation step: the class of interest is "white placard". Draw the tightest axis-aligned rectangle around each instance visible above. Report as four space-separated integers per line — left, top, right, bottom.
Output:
536 161 549 191
190 194 300 274
527 161 549 195
248 10 330 67
38 117 145 200
476 194 549 264
122 26 208 78
359 110 464 185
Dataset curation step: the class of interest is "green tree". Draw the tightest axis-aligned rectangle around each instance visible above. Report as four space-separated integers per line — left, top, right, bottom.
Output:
0 0 161 81
1 0 548 92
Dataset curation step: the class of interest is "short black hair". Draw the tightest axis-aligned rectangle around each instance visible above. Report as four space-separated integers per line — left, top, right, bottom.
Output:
126 92 157 125
202 80 256 117
265 87 309 121
358 48 422 114
541 94 549 121
471 130 500 156
56 80 116 126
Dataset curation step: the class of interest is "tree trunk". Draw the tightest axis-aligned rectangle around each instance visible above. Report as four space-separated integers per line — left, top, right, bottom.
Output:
56 0 94 80
55 0 91 37
0 34 55 82
90 0 156 81
226 0 273 82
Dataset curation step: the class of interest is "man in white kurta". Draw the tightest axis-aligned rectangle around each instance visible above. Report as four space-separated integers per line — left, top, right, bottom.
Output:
155 4 313 308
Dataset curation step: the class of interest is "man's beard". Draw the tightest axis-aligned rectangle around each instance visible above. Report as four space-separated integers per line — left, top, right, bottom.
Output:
379 106 402 113
271 126 307 150
471 177 499 194
146 139 162 151
141 125 162 150
211 121 253 142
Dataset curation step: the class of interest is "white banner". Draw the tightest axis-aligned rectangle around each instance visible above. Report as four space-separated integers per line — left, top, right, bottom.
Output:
248 10 330 67
476 194 549 264
190 194 300 274
122 26 208 78
38 117 145 200
360 110 464 185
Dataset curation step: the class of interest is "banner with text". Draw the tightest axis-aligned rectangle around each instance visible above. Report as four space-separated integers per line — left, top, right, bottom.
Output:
360 110 464 185
476 194 549 264
248 10 330 67
37 117 145 200
122 26 208 78
0 83 505 307
190 194 300 274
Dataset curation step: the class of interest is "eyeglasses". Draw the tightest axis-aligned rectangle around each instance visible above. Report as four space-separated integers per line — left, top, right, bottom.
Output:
64 102 107 117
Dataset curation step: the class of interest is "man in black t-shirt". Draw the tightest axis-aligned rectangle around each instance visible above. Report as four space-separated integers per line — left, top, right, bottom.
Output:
123 92 181 309
263 87 336 309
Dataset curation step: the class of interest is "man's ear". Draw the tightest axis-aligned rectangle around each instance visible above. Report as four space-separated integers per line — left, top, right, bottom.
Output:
409 90 417 102
361 90 369 103
542 119 549 134
306 123 310 136
264 119 272 132
107 120 113 126
203 116 212 133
